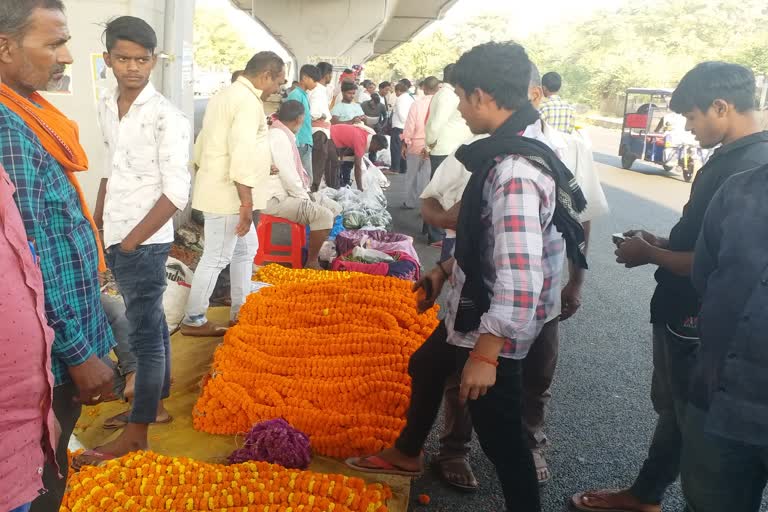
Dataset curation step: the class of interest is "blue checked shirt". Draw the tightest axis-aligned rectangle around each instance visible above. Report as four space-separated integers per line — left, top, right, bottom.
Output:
539 95 576 134
0 104 114 386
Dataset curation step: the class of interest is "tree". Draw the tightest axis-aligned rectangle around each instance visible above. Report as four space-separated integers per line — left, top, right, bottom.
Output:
194 8 255 72
365 29 460 82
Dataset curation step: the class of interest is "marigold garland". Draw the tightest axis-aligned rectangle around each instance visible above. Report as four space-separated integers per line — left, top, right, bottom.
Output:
61 450 392 512
195 270 440 458
255 264 353 285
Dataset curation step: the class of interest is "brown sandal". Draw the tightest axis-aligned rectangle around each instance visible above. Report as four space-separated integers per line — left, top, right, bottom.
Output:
433 457 479 492
180 321 228 338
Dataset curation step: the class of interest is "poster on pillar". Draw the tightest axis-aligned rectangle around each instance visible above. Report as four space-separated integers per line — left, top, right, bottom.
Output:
91 53 117 104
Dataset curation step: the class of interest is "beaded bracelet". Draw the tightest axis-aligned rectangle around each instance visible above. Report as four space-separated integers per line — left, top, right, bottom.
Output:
469 351 499 367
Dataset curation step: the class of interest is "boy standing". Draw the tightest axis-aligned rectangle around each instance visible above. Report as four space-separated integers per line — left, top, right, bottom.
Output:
287 64 320 183
331 82 365 124
78 16 191 466
572 62 768 512
347 42 587 512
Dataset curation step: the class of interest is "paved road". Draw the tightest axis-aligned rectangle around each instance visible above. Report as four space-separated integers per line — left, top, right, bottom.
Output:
386 126 695 512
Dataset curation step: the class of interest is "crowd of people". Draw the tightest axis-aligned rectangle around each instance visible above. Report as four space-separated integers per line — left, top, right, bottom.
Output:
2 1 768 512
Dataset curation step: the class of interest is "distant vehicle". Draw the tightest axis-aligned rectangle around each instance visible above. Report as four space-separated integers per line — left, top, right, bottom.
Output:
618 87 705 182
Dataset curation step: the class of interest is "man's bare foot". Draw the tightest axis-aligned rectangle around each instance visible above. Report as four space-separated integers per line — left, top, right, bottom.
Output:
571 489 661 512
75 423 150 468
102 402 172 430
123 371 136 402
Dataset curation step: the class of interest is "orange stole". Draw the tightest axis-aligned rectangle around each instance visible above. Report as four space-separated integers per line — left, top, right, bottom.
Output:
0 84 106 271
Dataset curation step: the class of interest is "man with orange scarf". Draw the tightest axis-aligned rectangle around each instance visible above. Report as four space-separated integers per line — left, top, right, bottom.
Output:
0 2 115 510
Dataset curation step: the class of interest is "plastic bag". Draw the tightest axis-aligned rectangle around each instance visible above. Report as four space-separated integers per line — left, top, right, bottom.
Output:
163 257 193 331
350 246 394 263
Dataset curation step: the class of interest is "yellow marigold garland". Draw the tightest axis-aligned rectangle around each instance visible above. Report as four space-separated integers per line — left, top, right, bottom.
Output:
195 270 440 458
255 264 353 285
61 450 392 512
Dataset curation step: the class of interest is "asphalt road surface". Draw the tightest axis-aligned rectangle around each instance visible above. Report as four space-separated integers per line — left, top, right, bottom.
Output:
387 126 697 512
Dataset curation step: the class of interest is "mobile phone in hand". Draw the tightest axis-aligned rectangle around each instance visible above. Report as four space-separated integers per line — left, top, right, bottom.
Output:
612 233 626 246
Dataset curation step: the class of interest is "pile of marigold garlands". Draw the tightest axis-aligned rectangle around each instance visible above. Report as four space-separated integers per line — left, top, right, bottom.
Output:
61 451 392 512
194 266 440 458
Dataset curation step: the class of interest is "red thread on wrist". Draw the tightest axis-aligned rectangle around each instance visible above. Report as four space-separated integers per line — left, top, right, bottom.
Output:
469 351 499 367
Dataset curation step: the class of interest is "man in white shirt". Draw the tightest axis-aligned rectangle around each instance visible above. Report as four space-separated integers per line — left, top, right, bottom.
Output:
90 16 190 463
309 62 337 190
181 51 285 337
423 64 473 246
390 82 414 174
356 79 375 103
264 100 342 269
425 64 473 173
421 62 609 491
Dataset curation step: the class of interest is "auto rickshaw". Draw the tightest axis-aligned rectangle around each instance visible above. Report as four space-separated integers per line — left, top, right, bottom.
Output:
618 88 677 172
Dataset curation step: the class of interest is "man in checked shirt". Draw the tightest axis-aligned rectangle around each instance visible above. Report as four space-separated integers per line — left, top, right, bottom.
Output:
539 71 577 134
346 42 587 512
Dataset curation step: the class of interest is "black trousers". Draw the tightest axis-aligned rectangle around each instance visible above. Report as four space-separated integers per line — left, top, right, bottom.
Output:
390 127 407 173
395 322 540 511
31 382 81 512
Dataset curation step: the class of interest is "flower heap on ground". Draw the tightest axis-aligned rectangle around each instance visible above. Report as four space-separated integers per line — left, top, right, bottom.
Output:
61 451 392 512
196 266 440 458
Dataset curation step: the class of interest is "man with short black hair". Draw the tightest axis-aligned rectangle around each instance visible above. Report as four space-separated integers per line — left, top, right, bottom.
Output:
287 64 320 181
539 71 576 134
181 51 284 337
357 79 376 103
0 2 117 508
231 69 243 83
265 100 342 268
378 81 393 111
331 81 365 124
572 61 768 512
347 42 587 512
309 61 337 189
390 82 413 174
76 15 191 469
423 63 472 245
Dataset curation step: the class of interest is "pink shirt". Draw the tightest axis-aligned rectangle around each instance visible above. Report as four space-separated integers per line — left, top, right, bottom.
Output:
402 95 433 155
330 124 370 158
0 164 56 511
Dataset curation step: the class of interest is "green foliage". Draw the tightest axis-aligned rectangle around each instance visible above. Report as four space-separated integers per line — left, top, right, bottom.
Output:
193 8 255 71
367 0 767 111
365 30 461 82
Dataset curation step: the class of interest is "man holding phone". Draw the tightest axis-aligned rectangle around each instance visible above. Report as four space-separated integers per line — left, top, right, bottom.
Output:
573 61 768 512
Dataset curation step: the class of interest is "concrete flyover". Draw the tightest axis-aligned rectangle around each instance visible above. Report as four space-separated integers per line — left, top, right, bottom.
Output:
230 0 458 66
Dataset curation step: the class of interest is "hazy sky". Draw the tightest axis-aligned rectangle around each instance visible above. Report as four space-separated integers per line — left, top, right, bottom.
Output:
437 0 623 37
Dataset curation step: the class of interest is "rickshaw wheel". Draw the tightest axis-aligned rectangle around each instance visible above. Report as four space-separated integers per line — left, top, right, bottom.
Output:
621 152 635 170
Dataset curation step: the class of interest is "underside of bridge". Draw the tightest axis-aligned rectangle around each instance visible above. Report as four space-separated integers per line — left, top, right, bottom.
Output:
231 0 457 65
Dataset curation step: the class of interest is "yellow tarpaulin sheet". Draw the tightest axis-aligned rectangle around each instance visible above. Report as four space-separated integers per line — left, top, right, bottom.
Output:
73 307 410 512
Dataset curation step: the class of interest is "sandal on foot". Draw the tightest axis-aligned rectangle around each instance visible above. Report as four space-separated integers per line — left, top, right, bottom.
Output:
180 321 227 337
345 455 423 478
532 450 551 485
72 449 119 470
103 410 174 430
570 490 661 512
433 457 478 492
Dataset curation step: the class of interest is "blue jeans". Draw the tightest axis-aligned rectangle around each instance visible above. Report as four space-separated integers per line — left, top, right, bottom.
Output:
681 405 768 512
11 503 32 512
298 143 313 181
107 243 172 423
